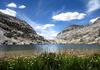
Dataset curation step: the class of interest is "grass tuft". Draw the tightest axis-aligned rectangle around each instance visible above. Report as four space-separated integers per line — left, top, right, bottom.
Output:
0 53 100 70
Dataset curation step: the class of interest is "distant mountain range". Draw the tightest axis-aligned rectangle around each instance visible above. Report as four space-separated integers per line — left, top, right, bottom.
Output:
1 11 100 45
0 12 49 45
56 17 100 44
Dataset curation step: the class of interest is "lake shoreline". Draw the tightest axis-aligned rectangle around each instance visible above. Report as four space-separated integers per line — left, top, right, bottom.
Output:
1 53 100 70
0 44 100 58
0 49 100 59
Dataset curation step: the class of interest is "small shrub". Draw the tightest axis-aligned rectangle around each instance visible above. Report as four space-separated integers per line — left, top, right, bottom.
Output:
0 53 100 70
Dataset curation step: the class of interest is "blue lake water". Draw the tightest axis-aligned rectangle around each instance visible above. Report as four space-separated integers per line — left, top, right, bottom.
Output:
0 44 100 53
0 44 100 58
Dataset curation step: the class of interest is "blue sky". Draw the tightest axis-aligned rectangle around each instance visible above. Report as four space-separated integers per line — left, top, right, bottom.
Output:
0 0 100 39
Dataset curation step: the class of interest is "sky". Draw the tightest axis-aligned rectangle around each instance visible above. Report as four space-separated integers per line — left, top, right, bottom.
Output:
0 0 100 39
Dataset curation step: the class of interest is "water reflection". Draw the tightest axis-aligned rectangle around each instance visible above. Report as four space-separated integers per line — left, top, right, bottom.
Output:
0 44 100 53
0 44 100 57
0 44 100 58
40 44 59 53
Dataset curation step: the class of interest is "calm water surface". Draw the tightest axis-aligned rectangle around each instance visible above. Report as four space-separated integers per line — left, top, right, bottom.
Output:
0 44 100 52
0 44 100 57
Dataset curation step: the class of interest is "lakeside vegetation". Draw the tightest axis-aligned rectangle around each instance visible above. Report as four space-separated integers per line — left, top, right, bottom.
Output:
0 53 100 70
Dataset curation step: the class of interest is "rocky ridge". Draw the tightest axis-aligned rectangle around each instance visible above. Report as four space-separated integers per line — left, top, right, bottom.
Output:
0 12 49 45
56 18 100 44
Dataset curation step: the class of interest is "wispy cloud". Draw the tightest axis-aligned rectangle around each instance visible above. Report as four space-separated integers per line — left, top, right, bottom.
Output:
35 24 58 39
0 8 16 16
7 2 17 8
37 29 58 40
35 24 55 30
18 5 26 9
18 14 58 39
52 12 86 21
35 0 43 16
87 0 100 13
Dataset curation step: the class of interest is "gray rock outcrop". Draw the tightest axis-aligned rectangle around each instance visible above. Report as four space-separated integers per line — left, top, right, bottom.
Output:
0 12 49 45
56 18 100 44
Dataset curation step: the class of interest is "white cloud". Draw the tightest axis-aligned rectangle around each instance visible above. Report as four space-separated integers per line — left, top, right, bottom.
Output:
0 8 16 16
34 24 58 40
87 0 100 13
90 17 100 23
35 24 55 30
18 5 26 9
7 2 17 8
7 3 26 9
18 14 58 40
38 30 58 40
52 12 86 21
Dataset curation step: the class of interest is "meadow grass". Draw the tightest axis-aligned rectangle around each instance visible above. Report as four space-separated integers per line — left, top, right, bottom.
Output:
0 53 100 70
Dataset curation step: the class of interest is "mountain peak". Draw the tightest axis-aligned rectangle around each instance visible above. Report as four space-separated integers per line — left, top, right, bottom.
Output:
57 17 100 44
0 12 49 45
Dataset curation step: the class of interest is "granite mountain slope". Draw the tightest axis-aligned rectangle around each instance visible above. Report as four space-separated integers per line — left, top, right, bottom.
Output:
0 12 48 45
56 18 100 44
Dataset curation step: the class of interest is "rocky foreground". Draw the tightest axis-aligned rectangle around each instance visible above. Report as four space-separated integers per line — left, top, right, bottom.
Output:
56 18 100 44
0 12 49 45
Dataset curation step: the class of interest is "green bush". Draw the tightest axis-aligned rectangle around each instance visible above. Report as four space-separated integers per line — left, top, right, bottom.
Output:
0 53 100 70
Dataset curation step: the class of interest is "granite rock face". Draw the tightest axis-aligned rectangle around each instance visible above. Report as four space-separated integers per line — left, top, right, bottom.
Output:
56 18 100 44
0 12 49 45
